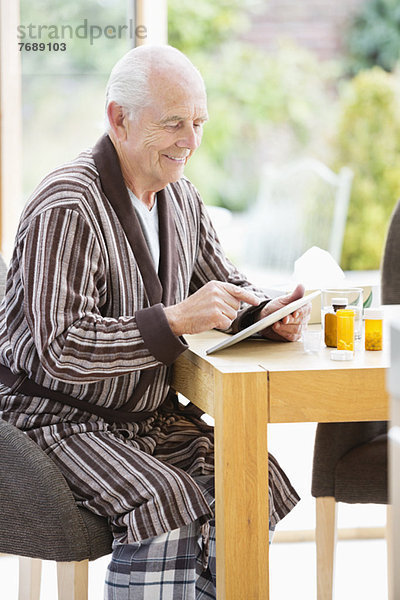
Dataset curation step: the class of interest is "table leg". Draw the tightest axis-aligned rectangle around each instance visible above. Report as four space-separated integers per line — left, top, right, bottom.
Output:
214 370 269 599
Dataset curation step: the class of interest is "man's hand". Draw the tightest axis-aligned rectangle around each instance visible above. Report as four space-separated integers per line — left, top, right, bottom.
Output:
258 283 311 342
164 281 261 336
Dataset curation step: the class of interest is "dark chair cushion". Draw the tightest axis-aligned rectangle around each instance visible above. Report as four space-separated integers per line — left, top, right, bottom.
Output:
78 508 114 561
312 421 388 500
334 433 388 504
0 418 113 561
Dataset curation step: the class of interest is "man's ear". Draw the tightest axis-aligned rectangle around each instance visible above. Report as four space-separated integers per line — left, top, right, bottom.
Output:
107 102 128 141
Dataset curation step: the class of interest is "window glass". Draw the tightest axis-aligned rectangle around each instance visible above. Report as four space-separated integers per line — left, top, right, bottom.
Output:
20 0 133 206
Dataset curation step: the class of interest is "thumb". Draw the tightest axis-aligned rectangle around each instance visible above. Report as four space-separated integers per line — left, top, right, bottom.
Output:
280 283 305 305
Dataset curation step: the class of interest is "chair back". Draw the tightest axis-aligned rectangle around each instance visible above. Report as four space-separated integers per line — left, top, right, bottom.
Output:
312 420 388 501
0 418 112 560
382 198 400 304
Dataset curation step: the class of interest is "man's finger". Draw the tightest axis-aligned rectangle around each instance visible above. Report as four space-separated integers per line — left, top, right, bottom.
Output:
281 306 309 324
279 283 305 306
222 282 261 306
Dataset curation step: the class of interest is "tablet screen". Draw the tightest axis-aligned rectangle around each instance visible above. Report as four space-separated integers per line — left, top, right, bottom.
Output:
205 289 321 355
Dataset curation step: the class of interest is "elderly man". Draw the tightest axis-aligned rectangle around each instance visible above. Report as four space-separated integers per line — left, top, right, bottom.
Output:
0 45 309 598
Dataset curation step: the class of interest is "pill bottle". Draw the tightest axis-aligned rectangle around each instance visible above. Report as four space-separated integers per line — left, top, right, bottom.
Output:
336 309 355 351
364 308 383 351
324 297 348 347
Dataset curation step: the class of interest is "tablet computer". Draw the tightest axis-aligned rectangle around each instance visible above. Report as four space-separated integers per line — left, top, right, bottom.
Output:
205 289 321 355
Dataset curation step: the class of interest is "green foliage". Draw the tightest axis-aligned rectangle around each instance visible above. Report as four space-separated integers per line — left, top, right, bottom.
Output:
168 0 338 210
346 0 400 73
335 67 400 269
167 0 254 54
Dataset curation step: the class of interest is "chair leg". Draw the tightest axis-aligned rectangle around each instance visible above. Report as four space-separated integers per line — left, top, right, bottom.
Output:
316 496 338 600
57 560 89 600
18 557 42 600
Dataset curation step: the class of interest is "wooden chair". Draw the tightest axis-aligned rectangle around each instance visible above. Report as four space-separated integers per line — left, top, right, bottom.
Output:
0 418 113 600
311 421 388 599
311 195 400 599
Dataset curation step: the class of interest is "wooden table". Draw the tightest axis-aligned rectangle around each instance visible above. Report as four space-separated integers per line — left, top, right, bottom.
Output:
171 329 389 600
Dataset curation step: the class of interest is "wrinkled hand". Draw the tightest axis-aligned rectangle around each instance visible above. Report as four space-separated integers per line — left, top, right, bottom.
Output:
164 280 261 336
258 283 311 342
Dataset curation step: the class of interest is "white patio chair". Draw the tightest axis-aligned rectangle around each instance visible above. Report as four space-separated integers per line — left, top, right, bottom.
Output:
244 158 353 272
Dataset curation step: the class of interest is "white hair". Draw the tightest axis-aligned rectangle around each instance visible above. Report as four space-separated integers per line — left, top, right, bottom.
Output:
104 45 205 131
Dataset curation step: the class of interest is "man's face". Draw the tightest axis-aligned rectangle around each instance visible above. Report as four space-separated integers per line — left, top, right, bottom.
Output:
122 68 208 194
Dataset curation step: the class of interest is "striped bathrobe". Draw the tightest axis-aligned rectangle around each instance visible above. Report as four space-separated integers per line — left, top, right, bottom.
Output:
0 134 299 544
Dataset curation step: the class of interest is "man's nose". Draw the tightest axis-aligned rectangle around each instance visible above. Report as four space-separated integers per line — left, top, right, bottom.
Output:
176 124 200 150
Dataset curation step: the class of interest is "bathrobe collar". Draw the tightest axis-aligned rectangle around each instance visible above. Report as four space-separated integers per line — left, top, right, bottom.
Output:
93 134 178 307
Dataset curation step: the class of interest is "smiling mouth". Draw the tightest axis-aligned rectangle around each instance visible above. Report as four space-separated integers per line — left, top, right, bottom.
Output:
164 154 187 164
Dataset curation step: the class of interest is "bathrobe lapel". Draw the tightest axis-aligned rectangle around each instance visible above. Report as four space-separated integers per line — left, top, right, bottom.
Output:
93 134 178 307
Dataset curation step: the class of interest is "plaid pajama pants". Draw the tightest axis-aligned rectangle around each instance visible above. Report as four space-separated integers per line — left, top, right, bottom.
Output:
104 521 216 600
104 475 275 599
